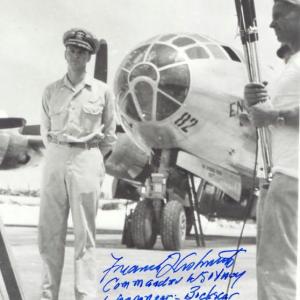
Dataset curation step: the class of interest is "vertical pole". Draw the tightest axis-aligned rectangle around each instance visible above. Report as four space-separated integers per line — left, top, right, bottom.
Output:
187 174 206 247
186 176 201 247
0 218 25 300
190 176 206 247
235 0 272 183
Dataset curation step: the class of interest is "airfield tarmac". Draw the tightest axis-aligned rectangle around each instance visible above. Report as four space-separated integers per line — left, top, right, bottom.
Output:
1 222 257 300
0 166 257 300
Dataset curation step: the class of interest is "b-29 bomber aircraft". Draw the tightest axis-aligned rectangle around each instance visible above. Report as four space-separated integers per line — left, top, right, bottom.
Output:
0 34 264 252
107 32 269 251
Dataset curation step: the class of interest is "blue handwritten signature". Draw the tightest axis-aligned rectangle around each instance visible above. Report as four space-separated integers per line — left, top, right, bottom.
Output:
100 248 247 299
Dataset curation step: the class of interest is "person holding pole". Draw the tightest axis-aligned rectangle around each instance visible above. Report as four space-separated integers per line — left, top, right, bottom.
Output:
244 1 299 299
39 28 116 299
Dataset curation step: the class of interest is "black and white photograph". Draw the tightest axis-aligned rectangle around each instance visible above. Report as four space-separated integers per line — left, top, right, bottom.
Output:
0 0 299 299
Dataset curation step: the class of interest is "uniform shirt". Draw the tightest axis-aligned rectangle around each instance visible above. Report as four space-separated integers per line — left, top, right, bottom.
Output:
41 74 117 156
269 51 300 178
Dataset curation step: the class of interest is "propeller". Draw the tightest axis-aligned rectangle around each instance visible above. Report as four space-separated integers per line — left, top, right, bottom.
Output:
94 39 108 83
0 118 26 129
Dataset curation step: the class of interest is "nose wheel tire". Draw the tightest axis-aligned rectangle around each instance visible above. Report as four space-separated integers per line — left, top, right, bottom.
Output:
131 199 157 249
161 200 186 250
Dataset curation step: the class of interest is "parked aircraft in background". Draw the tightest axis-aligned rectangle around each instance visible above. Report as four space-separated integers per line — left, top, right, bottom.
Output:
0 111 43 170
109 32 267 250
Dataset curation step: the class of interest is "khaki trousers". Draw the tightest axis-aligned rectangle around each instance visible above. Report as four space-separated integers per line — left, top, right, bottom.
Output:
257 173 298 300
38 143 104 300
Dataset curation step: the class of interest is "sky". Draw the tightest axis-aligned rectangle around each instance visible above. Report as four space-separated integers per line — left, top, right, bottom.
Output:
0 0 282 124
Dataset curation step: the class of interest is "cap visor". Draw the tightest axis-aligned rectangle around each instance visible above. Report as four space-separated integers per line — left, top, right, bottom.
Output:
65 40 93 52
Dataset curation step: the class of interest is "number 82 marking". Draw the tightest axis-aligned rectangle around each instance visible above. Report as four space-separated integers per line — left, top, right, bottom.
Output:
174 112 199 133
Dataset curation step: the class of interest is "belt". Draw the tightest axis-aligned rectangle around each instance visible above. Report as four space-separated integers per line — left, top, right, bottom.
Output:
49 140 98 149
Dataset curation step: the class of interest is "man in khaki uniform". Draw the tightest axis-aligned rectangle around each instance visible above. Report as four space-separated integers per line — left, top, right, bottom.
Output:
39 28 116 300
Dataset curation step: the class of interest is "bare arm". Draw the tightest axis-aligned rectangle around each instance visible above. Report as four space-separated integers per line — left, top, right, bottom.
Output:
277 106 299 127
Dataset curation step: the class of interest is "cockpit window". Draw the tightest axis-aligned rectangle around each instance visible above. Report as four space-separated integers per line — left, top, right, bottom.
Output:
159 34 177 42
172 37 196 47
206 44 228 59
115 69 129 99
191 34 212 43
147 44 184 68
158 64 190 103
123 44 150 70
156 92 180 121
186 46 210 59
134 81 153 121
115 39 191 123
129 64 158 82
221 46 241 62
124 93 141 122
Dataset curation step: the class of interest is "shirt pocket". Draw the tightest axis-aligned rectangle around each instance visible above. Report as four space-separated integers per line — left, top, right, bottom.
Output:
81 99 104 131
82 100 104 115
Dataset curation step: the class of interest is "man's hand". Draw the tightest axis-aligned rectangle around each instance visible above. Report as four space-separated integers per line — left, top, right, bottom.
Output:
244 82 269 108
243 82 278 128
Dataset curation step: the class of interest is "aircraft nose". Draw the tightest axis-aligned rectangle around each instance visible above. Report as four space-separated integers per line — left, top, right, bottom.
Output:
114 36 190 123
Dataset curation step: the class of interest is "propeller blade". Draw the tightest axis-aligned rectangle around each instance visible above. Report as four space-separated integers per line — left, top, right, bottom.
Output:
94 39 108 83
0 118 26 129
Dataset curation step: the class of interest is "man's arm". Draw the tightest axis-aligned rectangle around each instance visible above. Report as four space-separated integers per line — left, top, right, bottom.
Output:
244 83 299 128
277 107 299 127
247 105 299 128
99 88 117 159
41 87 51 147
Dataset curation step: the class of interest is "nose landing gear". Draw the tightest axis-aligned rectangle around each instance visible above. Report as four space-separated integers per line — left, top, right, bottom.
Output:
121 149 205 251
160 200 187 251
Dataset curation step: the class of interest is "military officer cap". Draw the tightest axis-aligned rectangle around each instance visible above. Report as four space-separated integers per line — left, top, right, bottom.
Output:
274 0 300 5
63 28 99 54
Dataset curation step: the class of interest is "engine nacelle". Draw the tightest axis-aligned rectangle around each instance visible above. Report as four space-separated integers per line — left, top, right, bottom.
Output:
105 132 150 181
0 132 30 168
